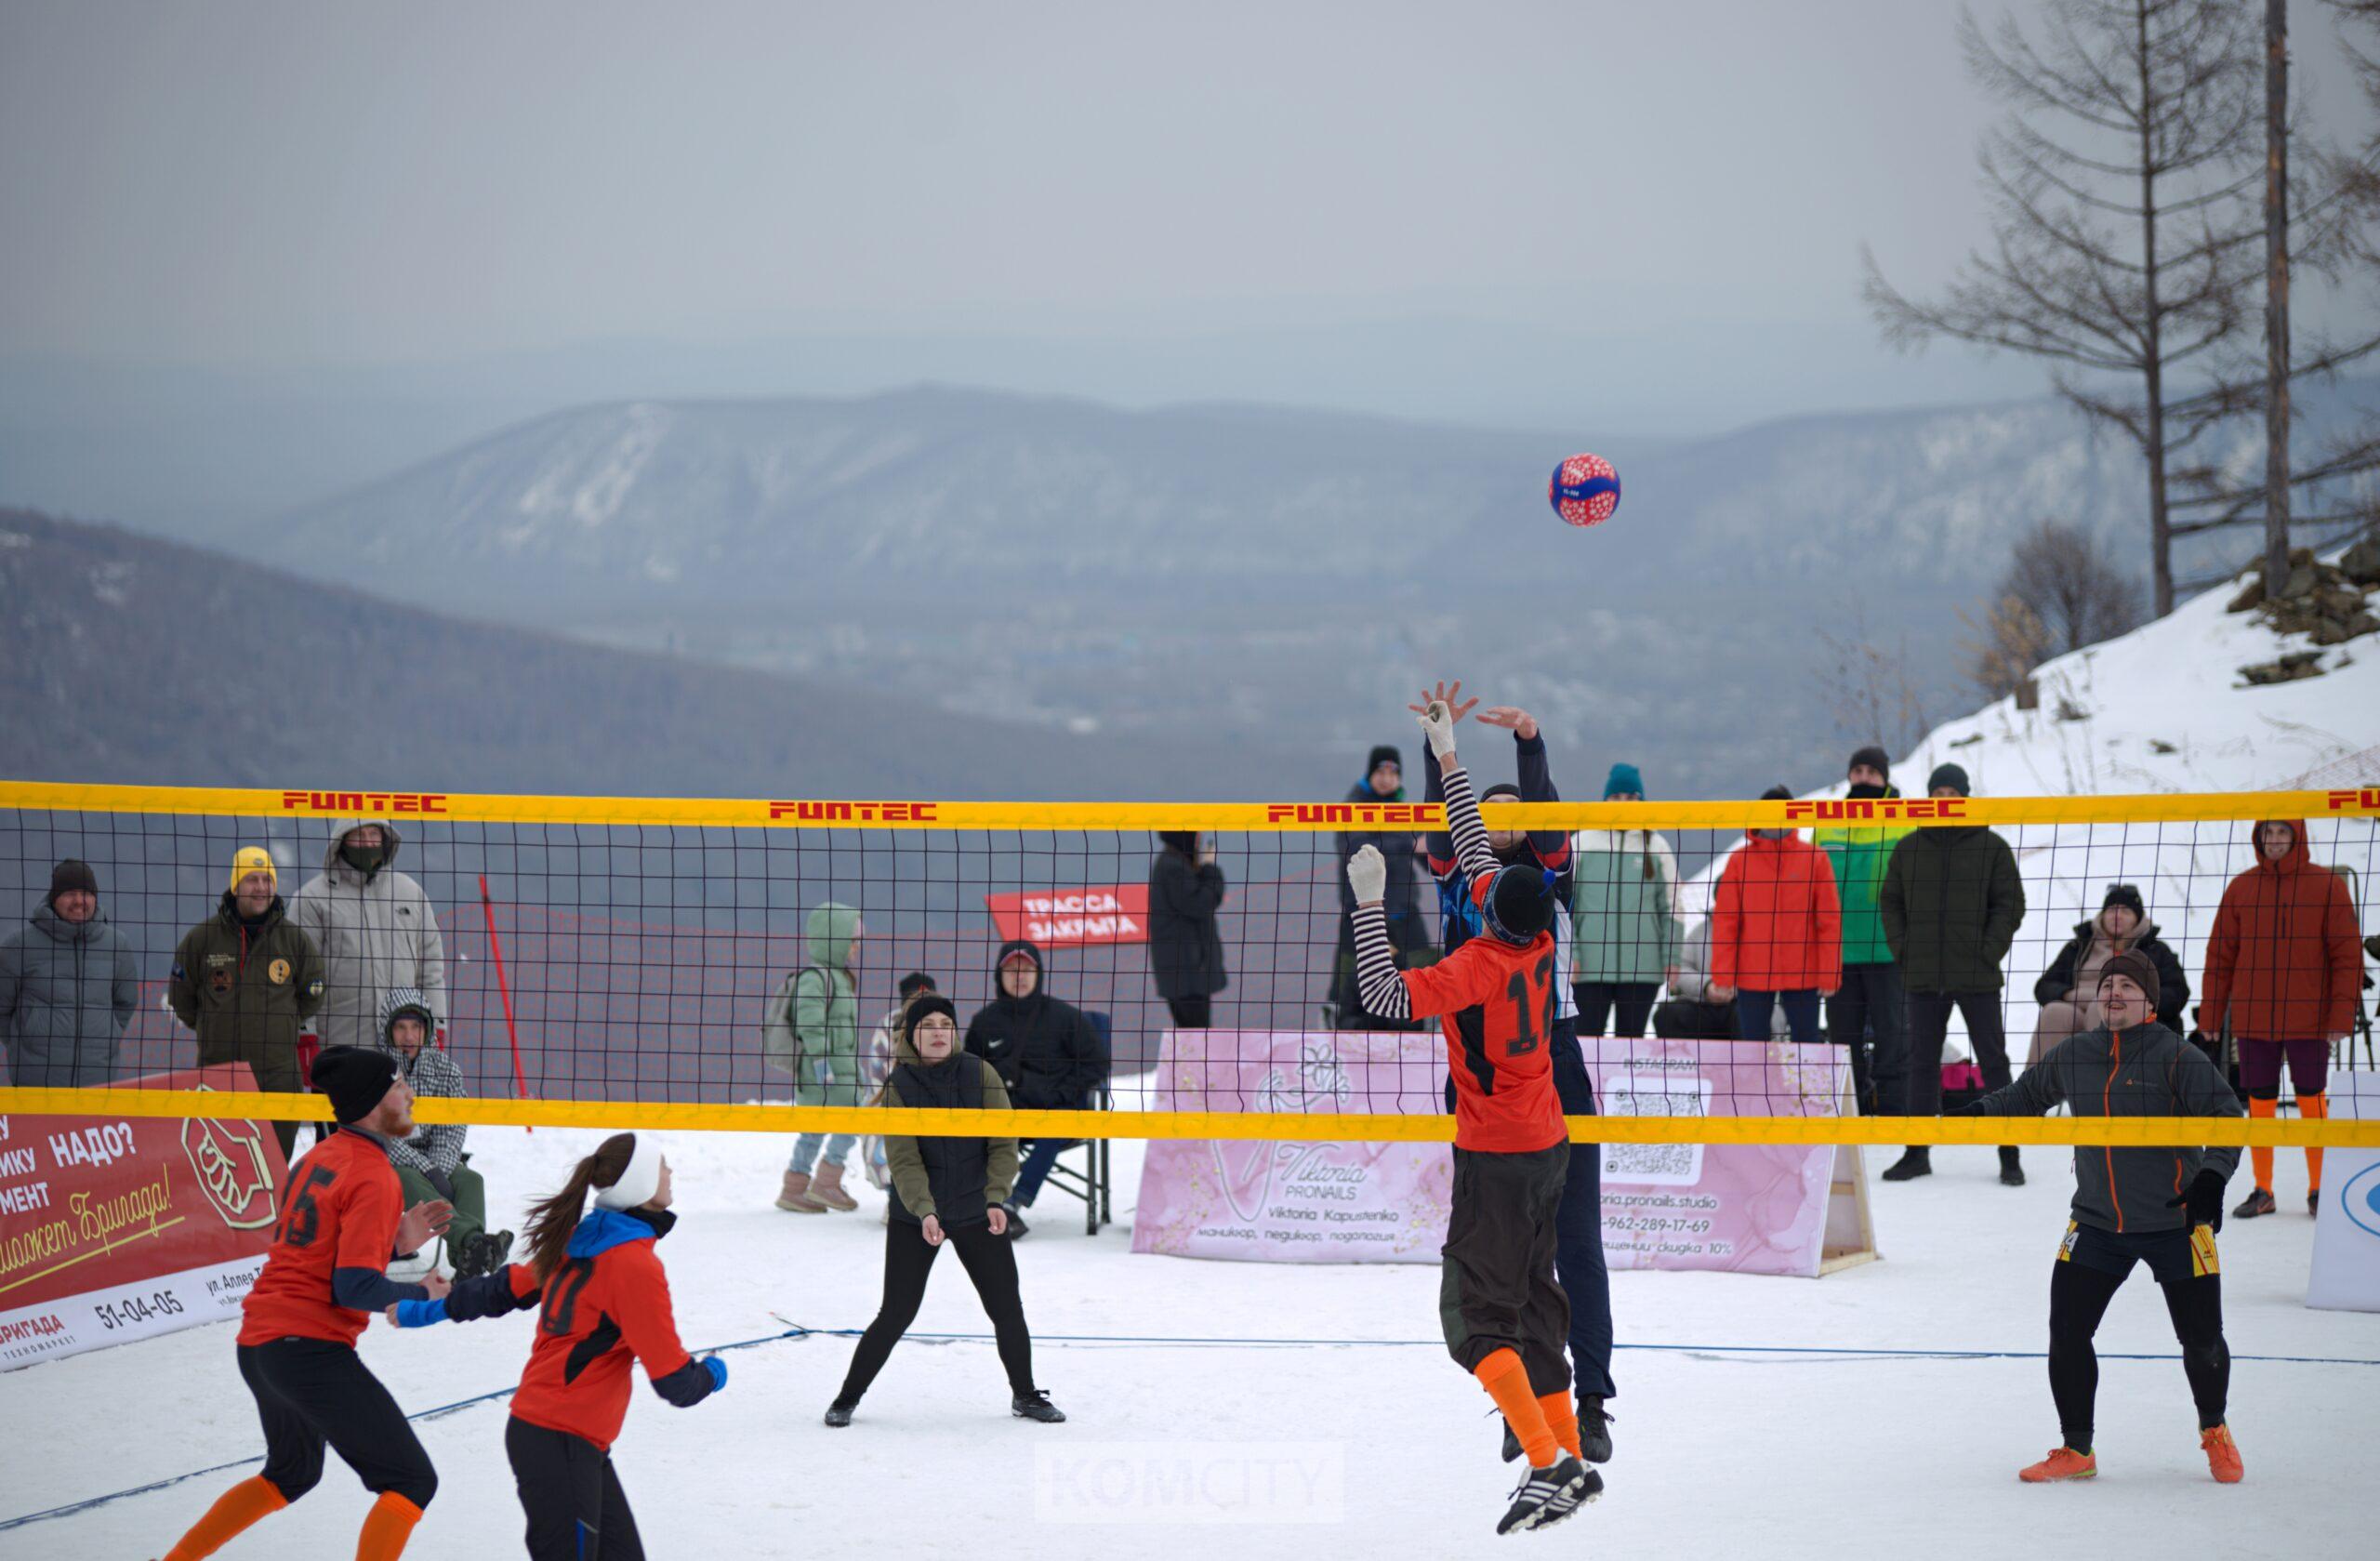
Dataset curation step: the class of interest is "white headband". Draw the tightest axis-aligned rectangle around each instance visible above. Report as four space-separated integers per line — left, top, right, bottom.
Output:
594 1136 664 1211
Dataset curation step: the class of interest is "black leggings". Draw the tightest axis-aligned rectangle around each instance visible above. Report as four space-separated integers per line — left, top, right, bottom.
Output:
237 1338 438 1508
840 1218 1036 1400
1166 995 1212 1028
508 1417 641 1561
1572 982 1658 1039
2047 1260 2228 1452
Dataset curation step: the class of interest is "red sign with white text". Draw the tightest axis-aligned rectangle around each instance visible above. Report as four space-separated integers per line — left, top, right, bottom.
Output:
0 1065 286 1366
985 884 1150 948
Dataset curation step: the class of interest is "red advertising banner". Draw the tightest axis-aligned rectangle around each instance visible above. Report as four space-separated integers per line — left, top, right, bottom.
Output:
984 884 1150 948
0 1064 286 1367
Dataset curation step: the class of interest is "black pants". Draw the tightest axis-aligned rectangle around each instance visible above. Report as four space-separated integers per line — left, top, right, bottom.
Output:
2047 1241 2229 1451
1166 995 1211 1028
1904 990 2014 1119
236 1337 438 1509
1546 1026 1615 1402
1653 998 1737 1040
1825 961 1908 1117
1440 1143 1572 1396
840 1218 1036 1400
507 1417 641 1561
1572 982 1658 1040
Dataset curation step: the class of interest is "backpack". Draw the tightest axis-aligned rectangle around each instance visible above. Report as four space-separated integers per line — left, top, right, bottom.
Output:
761 966 826 1076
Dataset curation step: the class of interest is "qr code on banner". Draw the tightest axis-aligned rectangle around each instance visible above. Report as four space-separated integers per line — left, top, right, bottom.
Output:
1599 1073 1709 1187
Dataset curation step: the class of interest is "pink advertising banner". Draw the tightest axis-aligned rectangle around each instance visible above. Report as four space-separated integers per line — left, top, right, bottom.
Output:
1131 1029 1451 1263
1582 1036 1858 1277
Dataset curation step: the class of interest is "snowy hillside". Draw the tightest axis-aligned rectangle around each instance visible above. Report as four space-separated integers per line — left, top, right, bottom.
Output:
1680 555 2380 1063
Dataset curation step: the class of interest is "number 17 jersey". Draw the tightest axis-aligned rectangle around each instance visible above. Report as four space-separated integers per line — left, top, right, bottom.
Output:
1398 918 1567 1155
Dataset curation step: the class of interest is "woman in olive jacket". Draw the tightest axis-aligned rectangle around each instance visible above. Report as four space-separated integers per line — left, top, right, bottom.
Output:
826 997 1063 1427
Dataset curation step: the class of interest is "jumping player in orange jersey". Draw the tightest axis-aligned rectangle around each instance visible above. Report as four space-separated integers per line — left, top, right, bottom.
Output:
160 1046 456 1561
1349 698 1593 1535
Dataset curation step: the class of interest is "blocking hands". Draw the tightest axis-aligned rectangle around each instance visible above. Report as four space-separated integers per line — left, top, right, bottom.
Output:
1346 844 1388 904
1414 700 1460 761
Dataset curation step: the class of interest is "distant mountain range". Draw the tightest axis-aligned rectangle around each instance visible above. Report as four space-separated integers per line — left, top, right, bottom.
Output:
0 509 1314 800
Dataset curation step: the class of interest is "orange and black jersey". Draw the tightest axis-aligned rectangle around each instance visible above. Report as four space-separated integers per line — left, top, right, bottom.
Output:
239 1126 431 1347
496 1207 713 1451
1356 761 1566 1155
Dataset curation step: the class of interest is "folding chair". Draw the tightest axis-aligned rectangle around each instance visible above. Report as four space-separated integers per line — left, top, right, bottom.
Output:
1036 1011 1114 1236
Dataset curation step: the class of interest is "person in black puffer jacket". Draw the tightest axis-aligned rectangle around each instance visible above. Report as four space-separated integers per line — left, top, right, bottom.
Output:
826 998 1061 1426
963 941 1106 1224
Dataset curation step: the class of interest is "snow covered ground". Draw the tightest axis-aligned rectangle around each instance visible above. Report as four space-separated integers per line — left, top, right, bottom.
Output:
6 1119 2375 1558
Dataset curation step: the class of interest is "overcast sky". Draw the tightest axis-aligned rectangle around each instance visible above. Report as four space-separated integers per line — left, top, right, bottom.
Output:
3 0 2372 431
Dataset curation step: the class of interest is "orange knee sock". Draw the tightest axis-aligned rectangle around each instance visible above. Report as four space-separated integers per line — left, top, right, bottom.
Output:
1474 1349 1557 1469
1538 1391 1581 1461
355 1491 425 1561
165 1475 287 1560
2249 1097 2277 1191
2300 1092 2327 1191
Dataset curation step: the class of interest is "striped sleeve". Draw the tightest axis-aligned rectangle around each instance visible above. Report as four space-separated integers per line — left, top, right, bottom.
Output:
1353 903 1413 1023
1442 761 1497 879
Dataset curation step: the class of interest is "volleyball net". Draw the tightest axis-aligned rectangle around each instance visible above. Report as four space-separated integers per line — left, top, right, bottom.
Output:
1 780 2375 1147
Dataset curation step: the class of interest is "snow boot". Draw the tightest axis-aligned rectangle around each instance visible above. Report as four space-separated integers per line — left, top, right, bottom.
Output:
811 1160 859 1211
2019 1447 2096 1483
776 1171 826 1213
2231 1186 2277 1220
825 1396 858 1428
1881 1148 1932 1182
1002 1202 1030 1238
2308 1189 2320 1215
2200 1424 2243 1483
1999 1147 2025 1186
1496 1456 1594 1534
1579 1396 1615 1463
1012 1390 1066 1423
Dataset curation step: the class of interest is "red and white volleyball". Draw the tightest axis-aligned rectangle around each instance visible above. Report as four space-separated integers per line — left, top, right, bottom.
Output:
1548 452 1621 528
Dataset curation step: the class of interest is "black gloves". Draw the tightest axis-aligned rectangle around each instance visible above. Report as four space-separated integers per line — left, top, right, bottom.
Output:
1947 1099 1988 1117
2166 1168 2227 1233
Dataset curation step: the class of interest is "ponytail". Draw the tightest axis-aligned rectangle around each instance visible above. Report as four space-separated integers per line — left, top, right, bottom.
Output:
522 1131 638 1284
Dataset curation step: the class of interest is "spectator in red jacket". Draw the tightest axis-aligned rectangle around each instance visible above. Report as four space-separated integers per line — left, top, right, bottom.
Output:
1709 787 1842 1047
2201 819 2362 1218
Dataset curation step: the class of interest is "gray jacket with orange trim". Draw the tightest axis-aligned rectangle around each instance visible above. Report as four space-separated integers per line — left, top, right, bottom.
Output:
1969 1020 2241 1235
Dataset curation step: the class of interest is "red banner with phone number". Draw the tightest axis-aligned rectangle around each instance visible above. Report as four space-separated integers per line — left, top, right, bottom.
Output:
0 1064 286 1366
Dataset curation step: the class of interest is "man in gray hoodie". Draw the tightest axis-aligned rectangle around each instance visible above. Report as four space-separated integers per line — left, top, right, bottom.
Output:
0 859 139 1086
292 820 446 1053
1960 949 2246 1486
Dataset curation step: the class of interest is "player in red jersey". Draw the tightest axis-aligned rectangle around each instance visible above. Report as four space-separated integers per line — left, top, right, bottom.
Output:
388 1131 721 1560
161 1047 456 1561
1350 698 1593 1535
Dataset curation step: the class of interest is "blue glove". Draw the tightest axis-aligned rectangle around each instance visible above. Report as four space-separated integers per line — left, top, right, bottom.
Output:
393 1297 449 1329
703 1356 728 1392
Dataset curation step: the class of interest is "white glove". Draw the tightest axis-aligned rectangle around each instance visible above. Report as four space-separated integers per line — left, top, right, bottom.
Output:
1415 699 1459 760
1346 844 1387 904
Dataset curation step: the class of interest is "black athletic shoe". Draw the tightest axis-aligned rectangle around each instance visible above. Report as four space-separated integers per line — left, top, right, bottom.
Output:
1500 1417 1523 1464
1496 1456 1593 1535
2308 1190 2320 1215
1003 1203 1031 1239
452 1232 494 1281
1881 1149 1932 1182
1580 1396 1615 1463
1999 1149 2026 1187
824 1397 857 1428
2233 1187 2278 1219
1012 1390 1065 1423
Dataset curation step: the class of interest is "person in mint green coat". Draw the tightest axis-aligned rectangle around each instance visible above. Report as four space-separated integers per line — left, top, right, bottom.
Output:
1568 764 1680 1039
776 901 866 1214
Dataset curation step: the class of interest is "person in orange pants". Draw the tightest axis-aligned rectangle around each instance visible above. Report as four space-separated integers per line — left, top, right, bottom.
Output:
163 1048 455 1561
1350 698 1593 1535
2200 819 2360 1217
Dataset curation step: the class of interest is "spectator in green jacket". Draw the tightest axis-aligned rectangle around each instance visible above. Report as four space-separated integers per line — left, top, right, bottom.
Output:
1814 746 1914 1118
1879 764 2027 1185
168 848 324 1159
775 901 866 1215
1569 763 1680 1039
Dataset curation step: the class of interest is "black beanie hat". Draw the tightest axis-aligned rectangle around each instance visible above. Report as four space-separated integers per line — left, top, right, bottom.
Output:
311 1045 400 1125
1848 746 1890 780
2101 884 2145 919
902 994 959 1044
1367 745 1402 775
1486 863 1556 943
2096 949 2160 1013
1926 762 1971 797
897 972 938 1000
1760 784 1793 802
1481 782 1523 803
46 859 99 908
